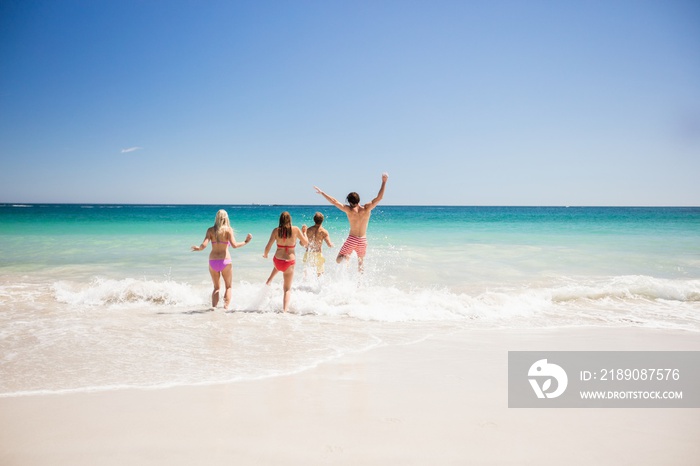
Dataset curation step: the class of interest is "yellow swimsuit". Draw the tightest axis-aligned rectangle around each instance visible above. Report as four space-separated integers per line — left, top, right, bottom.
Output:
303 250 326 274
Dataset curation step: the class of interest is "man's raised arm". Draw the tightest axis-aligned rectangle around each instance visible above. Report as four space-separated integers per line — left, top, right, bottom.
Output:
367 172 389 208
314 186 345 211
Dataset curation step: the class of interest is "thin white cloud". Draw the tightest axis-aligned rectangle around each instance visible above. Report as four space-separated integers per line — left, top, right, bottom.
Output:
121 146 143 154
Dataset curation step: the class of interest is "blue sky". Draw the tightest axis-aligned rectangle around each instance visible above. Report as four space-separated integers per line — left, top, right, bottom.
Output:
1 0 699 205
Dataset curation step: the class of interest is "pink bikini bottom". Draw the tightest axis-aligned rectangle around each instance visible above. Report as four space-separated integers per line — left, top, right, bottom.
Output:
209 258 232 272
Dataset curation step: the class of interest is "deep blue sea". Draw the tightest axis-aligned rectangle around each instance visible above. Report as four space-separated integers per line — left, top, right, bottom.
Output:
1 204 699 396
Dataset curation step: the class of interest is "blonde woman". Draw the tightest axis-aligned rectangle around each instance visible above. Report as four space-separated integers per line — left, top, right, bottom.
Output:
192 209 252 310
263 211 308 312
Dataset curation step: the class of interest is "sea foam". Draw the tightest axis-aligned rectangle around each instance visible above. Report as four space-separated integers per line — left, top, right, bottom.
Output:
48 274 700 328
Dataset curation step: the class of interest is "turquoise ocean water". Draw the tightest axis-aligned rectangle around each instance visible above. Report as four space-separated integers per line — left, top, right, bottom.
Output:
1 204 699 396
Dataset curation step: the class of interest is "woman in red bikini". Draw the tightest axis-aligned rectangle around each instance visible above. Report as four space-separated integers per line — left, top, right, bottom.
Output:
263 211 308 313
192 209 252 310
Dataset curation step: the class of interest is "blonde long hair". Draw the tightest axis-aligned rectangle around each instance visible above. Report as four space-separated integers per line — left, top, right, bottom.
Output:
213 209 232 240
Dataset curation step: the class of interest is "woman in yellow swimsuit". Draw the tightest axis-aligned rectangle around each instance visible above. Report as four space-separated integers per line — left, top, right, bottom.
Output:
303 212 334 276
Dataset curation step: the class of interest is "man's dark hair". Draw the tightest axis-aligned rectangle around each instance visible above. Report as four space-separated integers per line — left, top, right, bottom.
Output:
346 192 360 206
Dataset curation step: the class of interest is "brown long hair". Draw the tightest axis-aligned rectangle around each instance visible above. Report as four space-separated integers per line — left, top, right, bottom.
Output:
277 211 292 239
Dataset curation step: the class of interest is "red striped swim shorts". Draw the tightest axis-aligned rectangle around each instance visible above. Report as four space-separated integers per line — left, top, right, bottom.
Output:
338 235 367 258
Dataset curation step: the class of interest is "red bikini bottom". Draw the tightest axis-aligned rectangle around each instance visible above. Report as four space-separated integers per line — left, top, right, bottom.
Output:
273 257 295 272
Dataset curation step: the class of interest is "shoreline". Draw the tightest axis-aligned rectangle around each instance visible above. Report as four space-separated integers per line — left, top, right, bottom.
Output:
2 324 697 400
1 327 699 465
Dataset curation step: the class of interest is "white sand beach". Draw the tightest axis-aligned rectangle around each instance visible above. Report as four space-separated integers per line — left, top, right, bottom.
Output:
1 327 698 465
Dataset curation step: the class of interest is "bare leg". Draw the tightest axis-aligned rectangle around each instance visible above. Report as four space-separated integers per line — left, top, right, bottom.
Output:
208 268 221 308
358 256 365 273
266 267 279 285
221 264 233 310
336 253 349 264
282 266 295 312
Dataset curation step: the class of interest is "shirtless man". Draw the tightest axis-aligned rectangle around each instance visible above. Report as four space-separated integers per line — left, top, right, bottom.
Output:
314 172 388 272
303 212 334 276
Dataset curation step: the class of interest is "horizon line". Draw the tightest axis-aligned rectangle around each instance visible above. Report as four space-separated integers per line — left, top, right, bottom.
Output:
1 202 699 208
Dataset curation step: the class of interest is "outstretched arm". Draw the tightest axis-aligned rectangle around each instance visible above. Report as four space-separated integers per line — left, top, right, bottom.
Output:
191 229 212 251
263 229 277 258
314 186 346 211
366 172 388 210
324 231 334 248
191 237 210 251
297 225 309 248
230 233 253 249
